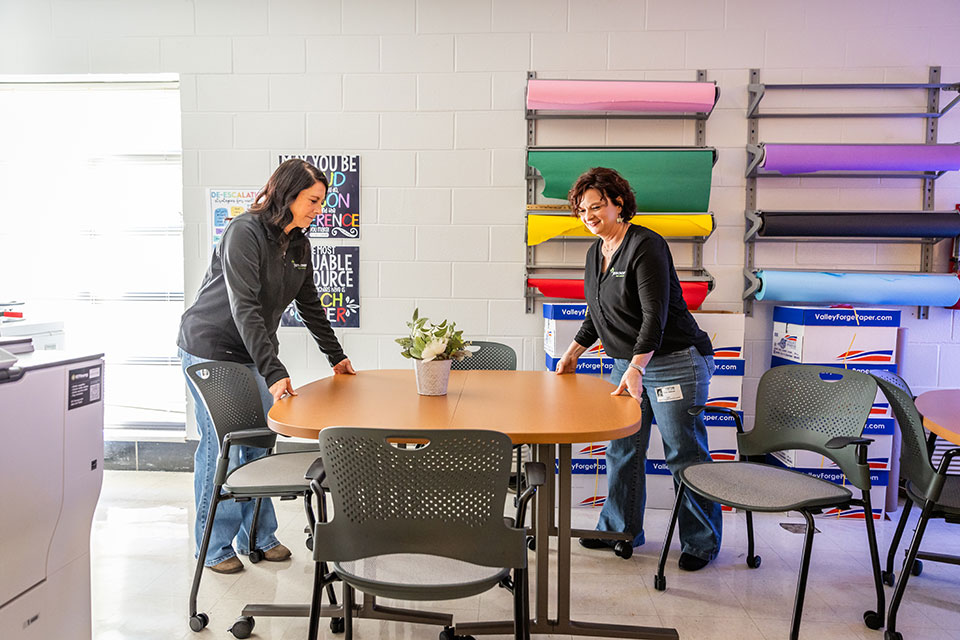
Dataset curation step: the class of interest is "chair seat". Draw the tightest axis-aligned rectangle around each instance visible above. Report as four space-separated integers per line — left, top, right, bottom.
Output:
905 475 960 515
224 451 321 496
334 553 511 602
678 461 853 512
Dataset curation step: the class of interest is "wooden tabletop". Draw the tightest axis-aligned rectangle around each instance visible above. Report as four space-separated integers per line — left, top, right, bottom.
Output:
268 369 642 444
915 389 960 446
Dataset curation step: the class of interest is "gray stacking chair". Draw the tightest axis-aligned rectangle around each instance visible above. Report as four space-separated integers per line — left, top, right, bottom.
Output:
451 341 526 491
184 361 340 639
305 427 543 640
870 371 960 640
451 340 518 372
654 364 886 640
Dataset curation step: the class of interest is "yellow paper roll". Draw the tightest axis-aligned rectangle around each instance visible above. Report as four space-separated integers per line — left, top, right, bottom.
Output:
527 214 713 245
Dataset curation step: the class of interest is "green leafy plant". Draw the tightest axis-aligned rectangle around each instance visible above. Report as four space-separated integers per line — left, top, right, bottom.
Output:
396 308 471 362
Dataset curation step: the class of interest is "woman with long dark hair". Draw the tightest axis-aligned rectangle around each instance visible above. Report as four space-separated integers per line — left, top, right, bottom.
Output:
555 167 721 571
177 159 355 574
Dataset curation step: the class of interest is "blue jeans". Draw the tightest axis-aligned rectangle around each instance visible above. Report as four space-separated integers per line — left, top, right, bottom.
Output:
597 347 722 561
180 349 281 566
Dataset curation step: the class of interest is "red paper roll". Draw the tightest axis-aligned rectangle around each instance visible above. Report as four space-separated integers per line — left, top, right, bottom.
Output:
527 279 710 310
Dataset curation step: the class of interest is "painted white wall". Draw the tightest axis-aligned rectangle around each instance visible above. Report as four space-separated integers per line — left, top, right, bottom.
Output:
3 0 960 418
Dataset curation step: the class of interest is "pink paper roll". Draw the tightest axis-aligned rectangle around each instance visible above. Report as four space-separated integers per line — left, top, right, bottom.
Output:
527 79 716 113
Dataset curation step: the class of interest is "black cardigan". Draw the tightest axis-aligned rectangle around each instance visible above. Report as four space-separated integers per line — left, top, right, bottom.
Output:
574 224 712 360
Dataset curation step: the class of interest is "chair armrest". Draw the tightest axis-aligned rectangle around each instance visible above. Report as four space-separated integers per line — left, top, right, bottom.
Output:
923 447 960 502
689 405 744 433
222 427 278 452
936 447 960 475
304 456 325 481
825 436 874 449
826 436 874 466
523 461 546 488
309 473 327 502
513 463 545 531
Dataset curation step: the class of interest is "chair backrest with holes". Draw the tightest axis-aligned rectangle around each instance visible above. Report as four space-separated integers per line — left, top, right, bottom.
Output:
870 370 939 498
740 364 877 490
315 427 526 568
185 361 276 449
450 341 517 371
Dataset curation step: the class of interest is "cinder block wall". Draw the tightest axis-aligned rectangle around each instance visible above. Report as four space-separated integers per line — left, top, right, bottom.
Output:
4 0 960 429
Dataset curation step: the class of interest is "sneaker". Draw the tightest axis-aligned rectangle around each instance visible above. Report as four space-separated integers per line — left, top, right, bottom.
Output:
263 544 292 562
678 552 710 571
208 556 244 574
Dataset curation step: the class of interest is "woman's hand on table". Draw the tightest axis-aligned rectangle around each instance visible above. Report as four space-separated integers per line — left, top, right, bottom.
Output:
333 358 356 375
269 377 297 402
554 352 579 374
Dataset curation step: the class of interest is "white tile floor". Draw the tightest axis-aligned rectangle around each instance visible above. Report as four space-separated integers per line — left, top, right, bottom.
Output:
92 471 960 640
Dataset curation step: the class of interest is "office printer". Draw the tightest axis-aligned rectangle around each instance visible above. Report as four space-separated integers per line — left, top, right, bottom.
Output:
0 344 105 639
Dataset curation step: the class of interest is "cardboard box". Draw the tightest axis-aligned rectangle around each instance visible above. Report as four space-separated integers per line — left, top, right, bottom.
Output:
771 306 900 367
544 303 595 358
555 457 608 509
545 352 613 376
571 441 609 459
693 311 746 376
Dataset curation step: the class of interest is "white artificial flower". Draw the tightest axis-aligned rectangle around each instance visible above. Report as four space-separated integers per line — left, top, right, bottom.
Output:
421 338 449 362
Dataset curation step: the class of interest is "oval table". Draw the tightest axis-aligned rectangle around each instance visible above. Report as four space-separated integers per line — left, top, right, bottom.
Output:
915 389 960 448
907 390 960 570
268 369 677 640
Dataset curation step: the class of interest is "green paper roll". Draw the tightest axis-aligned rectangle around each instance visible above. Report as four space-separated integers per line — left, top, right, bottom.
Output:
527 149 715 212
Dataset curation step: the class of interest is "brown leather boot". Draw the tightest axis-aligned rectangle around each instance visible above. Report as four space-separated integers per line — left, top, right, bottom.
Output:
207 556 244 574
263 544 291 562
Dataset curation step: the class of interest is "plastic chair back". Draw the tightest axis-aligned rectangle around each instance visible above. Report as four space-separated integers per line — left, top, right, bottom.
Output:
870 371 939 498
185 361 277 449
740 364 877 490
451 341 517 371
315 427 526 568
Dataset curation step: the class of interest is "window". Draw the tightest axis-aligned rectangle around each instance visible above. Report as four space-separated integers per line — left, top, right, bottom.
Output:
0 74 185 432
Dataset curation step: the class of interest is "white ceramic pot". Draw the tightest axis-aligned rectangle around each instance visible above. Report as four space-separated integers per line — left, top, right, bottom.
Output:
414 359 452 396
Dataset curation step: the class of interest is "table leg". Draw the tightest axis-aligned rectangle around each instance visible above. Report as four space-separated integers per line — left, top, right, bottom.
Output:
536 443 552 625
459 443 678 639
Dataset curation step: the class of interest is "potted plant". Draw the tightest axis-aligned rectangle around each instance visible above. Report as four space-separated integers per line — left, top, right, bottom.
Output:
396 308 470 395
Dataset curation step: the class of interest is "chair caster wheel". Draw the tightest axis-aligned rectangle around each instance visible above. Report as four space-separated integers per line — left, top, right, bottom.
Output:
614 541 633 559
526 535 536 551
248 549 264 564
439 625 476 640
747 555 761 569
330 616 345 633
229 616 255 639
881 570 895 586
305 535 314 551
863 610 884 630
884 631 903 640
653 574 666 591
911 560 923 576
188 613 209 632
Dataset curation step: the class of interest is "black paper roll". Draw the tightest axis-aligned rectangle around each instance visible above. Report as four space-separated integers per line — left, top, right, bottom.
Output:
758 212 960 238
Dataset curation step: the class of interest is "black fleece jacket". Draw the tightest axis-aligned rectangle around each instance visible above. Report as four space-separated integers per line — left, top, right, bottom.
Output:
177 213 346 386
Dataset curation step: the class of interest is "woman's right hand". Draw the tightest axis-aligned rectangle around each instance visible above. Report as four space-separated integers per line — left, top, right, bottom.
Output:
269 377 297 403
555 352 579 374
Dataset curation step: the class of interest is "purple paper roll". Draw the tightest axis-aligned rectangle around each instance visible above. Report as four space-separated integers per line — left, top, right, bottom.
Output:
761 144 960 175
